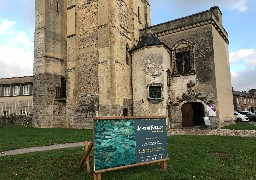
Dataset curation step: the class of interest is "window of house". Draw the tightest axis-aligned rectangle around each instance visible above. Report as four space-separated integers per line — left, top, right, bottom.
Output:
148 84 162 100
13 85 20 96
4 86 10 96
23 85 30 95
3 111 9 117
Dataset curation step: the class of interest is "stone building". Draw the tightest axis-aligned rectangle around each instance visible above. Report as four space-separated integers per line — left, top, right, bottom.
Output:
33 0 234 128
0 76 33 116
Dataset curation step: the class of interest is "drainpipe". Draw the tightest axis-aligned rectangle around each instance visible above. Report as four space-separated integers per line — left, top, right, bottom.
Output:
130 51 134 116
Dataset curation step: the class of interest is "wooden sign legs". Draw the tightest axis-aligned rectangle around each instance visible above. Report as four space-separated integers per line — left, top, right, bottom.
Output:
84 141 90 172
94 173 102 180
80 141 93 172
161 160 167 170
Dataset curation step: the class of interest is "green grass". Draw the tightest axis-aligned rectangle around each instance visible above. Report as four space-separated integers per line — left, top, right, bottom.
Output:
1 135 256 180
222 122 256 130
0 125 92 152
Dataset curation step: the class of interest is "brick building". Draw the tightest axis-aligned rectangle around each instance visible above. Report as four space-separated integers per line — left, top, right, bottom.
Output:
233 90 256 113
33 1 234 128
0 76 33 116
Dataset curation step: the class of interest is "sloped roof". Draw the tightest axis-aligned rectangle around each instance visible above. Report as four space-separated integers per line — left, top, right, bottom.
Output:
130 31 166 52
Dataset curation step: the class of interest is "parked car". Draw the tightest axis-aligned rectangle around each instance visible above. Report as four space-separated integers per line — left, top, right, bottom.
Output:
234 111 249 122
238 111 256 121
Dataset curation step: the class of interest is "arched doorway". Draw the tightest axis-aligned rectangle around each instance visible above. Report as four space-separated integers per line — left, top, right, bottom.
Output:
181 102 205 127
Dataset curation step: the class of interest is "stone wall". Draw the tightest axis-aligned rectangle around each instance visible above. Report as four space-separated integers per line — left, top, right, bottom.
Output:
33 74 67 128
132 45 171 117
0 115 32 127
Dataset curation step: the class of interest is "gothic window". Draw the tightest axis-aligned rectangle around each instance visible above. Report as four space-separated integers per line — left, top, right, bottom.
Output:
172 41 195 76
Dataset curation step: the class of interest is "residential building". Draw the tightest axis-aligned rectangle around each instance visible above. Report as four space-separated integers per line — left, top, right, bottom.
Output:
233 90 256 113
0 76 33 116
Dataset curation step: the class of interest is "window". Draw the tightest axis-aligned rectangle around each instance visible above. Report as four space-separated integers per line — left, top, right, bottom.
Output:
4 86 10 96
126 44 130 65
148 84 162 100
3 111 9 117
56 77 66 100
123 108 128 117
172 40 195 76
56 1 59 13
138 7 140 21
176 50 191 75
13 85 20 96
23 85 30 95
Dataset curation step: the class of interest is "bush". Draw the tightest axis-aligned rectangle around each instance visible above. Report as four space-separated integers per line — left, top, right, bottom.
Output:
0 115 32 127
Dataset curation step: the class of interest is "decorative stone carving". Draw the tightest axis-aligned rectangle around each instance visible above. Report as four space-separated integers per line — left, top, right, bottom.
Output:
170 80 213 106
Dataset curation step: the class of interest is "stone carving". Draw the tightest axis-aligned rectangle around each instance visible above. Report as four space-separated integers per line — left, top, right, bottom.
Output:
170 81 213 106
144 54 164 78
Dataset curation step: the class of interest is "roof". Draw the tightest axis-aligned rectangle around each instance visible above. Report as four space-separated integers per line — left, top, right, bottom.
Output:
130 31 167 52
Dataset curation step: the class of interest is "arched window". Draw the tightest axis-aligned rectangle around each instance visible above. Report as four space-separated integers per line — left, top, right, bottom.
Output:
172 40 195 76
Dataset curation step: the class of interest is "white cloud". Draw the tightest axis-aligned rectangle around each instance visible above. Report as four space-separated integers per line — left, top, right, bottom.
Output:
0 17 16 35
230 49 256 65
0 45 33 78
229 49 255 63
16 31 33 49
229 0 248 12
0 17 33 78
230 49 256 91
231 68 256 91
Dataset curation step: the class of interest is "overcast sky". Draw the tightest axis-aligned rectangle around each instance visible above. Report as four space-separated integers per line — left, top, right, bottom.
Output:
0 0 255 91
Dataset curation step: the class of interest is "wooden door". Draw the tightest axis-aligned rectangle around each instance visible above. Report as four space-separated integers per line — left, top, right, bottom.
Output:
181 103 193 127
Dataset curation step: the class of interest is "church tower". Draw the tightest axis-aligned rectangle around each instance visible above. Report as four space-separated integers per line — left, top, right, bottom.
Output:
33 0 67 127
33 0 151 128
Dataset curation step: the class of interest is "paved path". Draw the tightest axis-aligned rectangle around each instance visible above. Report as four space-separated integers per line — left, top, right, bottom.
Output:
0 142 84 157
168 129 256 137
1 129 255 157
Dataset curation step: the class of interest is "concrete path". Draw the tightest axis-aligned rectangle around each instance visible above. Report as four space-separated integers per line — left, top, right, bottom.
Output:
0 142 84 157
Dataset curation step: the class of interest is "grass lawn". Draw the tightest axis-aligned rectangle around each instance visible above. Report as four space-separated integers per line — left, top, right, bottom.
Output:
222 121 256 130
1 135 256 179
0 125 92 152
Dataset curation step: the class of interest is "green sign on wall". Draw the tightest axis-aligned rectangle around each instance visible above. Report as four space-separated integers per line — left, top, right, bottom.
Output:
93 117 168 172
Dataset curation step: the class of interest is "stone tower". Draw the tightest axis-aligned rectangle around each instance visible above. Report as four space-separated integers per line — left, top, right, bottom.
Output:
33 0 150 128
